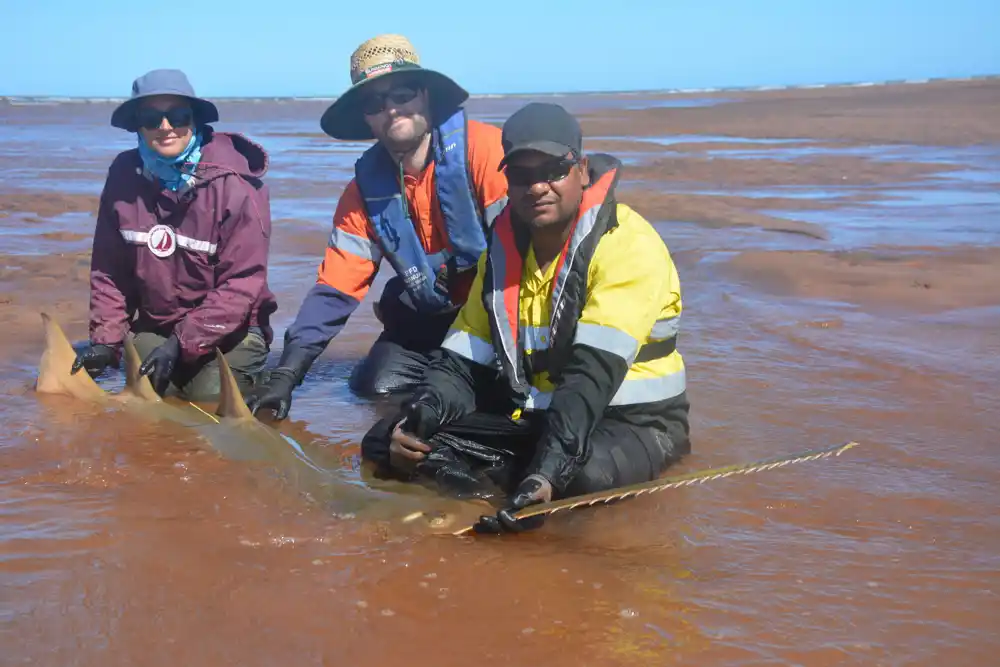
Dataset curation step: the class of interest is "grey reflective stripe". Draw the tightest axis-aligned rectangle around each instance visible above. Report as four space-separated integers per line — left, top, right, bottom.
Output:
329 226 382 263
488 229 521 384
609 368 686 406
650 315 681 340
119 229 218 255
521 325 550 352
484 196 508 228
120 230 147 244
523 387 552 410
521 369 685 411
574 322 639 364
442 329 496 366
551 203 600 323
175 235 217 254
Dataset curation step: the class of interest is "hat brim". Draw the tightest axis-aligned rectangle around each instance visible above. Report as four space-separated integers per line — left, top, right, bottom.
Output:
319 67 469 141
111 94 220 132
497 140 577 169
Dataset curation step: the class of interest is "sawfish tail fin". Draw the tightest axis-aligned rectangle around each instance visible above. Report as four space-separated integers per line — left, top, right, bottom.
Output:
36 312 108 401
121 336 161 402
215 349 254 421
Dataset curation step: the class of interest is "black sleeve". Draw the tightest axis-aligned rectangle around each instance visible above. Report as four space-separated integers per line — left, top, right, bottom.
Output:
527 344 629 493
410 348 480 426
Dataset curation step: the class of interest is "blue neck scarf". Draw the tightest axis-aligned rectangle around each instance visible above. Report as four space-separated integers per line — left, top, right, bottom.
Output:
137 130 203 192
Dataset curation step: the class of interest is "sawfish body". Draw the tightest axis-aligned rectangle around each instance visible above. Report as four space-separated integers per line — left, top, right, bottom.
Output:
33 313 479 533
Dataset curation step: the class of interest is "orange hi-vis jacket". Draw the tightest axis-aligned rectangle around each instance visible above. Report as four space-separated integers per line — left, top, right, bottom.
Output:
283 118 509 359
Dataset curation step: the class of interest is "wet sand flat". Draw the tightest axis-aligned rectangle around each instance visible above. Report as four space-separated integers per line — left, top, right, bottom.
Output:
1 79 998 666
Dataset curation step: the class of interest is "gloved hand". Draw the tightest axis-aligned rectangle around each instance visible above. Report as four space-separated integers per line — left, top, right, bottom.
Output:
245 367 298 420
71 342 120 377
388 399 444 472
244 345 315 421
139 334 181 396
473 473 553 534
400 398 443 440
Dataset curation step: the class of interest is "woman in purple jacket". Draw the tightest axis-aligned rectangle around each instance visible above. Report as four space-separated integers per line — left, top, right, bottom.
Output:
71 69 278 401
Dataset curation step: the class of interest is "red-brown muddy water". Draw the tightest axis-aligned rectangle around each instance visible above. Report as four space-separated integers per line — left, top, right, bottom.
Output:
1 81 998 665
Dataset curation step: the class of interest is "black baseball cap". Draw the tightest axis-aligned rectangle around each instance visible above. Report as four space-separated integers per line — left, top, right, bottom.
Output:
498 102 583 169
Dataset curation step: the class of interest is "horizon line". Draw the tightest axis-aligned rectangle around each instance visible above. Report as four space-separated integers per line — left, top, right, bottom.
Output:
2 73 998 104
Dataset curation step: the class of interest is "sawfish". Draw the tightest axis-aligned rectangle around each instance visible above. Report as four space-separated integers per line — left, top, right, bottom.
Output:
34 313 862 538
33 312 480 533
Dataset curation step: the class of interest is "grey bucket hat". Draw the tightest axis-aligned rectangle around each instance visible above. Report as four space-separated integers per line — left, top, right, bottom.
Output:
111 69 219 132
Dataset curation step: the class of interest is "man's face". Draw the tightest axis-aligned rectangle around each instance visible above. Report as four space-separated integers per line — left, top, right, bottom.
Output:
360 75 430 150
504 150 589 229
136 95 194 158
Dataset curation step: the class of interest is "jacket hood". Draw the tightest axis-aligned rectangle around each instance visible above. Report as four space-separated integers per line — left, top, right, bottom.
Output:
198 126 269 180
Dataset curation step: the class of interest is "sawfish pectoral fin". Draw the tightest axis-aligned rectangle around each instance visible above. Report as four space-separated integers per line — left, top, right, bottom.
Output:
121 336 161 402
215 348 254 421
36 312 108 401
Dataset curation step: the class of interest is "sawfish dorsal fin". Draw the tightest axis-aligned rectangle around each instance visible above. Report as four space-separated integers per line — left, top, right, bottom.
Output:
122 336 161 402
36 312 108 401
215 349 253 420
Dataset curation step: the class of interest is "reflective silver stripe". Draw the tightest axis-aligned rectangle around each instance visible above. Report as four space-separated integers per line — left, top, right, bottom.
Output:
574 322 639 364
521 325 550 352
551 203 600 323
609 368 686 406
484 197 508 228
120 230 148 244
523 387 552 410
329 226 382 263
488 226 520 385
175 235 217 255
522 369 685 410
442 329 496 366
650 315 681 340
119 229 218 255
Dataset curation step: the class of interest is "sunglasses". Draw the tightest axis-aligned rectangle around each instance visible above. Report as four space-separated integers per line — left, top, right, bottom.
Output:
360 86 420 116
136 106 194 131
504 158 579 188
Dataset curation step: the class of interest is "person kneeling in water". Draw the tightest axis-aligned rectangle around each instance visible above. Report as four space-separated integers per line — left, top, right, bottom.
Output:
71 69 276 401
361 103 692 533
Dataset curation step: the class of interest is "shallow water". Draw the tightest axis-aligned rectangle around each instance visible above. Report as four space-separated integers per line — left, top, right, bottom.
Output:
1 90 998 666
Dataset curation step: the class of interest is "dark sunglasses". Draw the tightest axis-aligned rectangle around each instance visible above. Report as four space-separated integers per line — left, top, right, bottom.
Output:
504 158 579 188
360 86 420 116
136 106 194 131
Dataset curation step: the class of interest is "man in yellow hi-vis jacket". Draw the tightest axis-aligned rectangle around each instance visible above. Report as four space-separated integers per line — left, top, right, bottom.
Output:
361 102 691 533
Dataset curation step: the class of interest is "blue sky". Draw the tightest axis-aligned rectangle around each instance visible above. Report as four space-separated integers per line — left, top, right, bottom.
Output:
3 0 998 97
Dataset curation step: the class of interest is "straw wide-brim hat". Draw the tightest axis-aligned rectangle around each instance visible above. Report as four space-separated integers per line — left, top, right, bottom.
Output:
319 34 469 141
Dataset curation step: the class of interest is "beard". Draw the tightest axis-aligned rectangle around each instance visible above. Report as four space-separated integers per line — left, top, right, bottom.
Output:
379 113 430 155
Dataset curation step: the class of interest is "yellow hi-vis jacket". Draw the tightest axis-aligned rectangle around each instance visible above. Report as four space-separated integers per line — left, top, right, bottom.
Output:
431 154 689 490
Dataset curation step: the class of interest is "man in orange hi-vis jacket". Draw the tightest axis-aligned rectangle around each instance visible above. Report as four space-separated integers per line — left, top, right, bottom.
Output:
246 34 508 419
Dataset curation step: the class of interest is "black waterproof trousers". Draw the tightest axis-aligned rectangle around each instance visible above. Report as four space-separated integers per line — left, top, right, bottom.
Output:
361 408 687 501
348 277 460 397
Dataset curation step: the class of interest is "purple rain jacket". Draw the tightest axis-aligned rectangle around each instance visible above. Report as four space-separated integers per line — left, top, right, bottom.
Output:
88 127 277 363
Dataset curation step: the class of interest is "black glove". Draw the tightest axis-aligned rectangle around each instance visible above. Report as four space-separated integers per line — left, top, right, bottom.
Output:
245 345 315 420
245 367 298 420
139 335 181 396
71 342 120 377
473 473 553 534
400 397 444 440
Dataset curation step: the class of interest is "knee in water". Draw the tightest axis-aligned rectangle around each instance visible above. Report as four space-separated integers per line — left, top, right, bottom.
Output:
565 463 617 497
